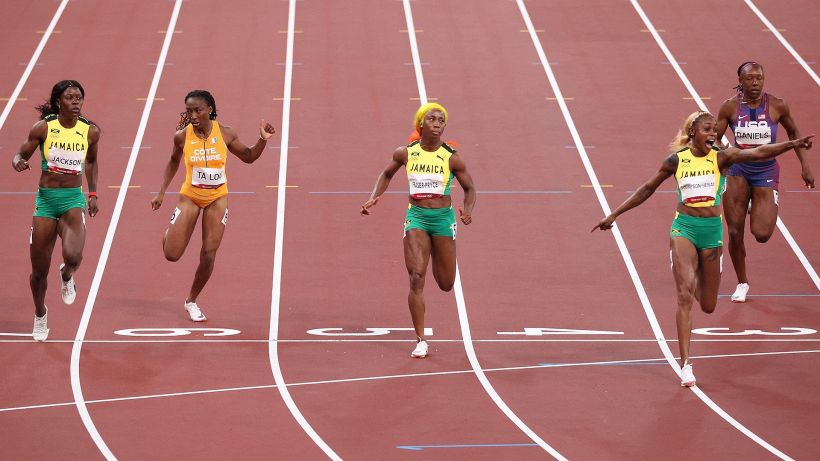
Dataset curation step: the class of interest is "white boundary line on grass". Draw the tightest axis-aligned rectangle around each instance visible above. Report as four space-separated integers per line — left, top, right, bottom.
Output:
402 1 567 459
266 1 341 460
69 1 184 459
0 0 68 132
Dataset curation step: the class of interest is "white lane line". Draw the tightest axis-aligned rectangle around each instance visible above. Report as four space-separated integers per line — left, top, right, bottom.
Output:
7 348 818 414
744 0 820 86
516 0 679 365
402 2 566 459
69 1 184 460
629 1 796 459
0 0 68 132
267 1 341 460
402 0 428 104
632 0 820 292
5 338 820 344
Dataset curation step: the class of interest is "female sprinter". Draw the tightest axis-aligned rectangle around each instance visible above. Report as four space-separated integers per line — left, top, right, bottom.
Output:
361 103 476 358
715 61 815 302
11 80 100 341
592 111 812 386
151 90 275 322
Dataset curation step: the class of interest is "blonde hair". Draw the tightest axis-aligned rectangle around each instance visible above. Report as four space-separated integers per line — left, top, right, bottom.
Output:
409 103 448 142
668 111 713 152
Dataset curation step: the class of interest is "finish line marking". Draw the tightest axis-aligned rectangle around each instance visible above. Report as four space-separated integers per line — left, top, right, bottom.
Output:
4 348 818 414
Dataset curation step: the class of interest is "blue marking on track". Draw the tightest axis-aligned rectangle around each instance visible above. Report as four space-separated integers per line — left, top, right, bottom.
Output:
397 443 538 451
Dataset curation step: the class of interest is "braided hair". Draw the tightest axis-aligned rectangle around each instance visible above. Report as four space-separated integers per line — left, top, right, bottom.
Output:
734 61 763 92
176 90 218 131
35 80 85 120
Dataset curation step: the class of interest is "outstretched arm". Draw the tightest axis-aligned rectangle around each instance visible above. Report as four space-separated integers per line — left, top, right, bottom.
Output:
361 147 406 215
224 120 276 164
719 135 813 170
150 131 185 210
450 153 475 225
591 153 677 232
777 101 814 188
12 121 47 172
715 98 735 149
85 125 100 217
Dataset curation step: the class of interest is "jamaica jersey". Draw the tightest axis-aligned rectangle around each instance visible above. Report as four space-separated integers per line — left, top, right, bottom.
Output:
406 141 454 199
40 114 90 175
674 147 726 207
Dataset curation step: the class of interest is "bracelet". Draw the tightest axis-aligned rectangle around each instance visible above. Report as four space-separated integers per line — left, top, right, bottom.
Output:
88 192 98 198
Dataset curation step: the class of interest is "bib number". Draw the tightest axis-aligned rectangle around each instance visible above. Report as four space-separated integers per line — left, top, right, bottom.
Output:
192 166 226 189
679 174 716 204
735 122 771 147
409 173 445 199
47 148 84 175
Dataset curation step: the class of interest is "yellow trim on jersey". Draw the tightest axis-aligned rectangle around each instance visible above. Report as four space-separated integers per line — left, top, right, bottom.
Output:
40 115 90 175
180 121 229 207
405 141 454 199
674 147 725 208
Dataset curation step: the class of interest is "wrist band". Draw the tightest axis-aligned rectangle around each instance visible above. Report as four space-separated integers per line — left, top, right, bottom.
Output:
88 192 98 198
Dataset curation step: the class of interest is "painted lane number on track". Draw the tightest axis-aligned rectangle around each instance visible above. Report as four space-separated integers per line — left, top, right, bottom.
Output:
497 328 624 336
114 328 241 337
306 327 433 337
692 327 817 336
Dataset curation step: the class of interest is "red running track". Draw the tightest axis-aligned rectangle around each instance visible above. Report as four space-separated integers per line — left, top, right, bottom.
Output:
0 0 817 459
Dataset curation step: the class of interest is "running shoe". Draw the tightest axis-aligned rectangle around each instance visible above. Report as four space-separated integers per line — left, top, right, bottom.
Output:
59 263 76 305
184 301 207 322
33 307 49 342
730 283 750 303
680 361 696 387
411 340 428 358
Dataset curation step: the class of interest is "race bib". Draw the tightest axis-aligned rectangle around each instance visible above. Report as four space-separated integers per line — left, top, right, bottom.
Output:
408 173 445 199
47 148 84 175
192 166 226 189
679 174 717 204
734 122 771 147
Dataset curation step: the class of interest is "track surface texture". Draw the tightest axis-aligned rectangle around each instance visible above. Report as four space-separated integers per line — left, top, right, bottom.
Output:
0 1 817 460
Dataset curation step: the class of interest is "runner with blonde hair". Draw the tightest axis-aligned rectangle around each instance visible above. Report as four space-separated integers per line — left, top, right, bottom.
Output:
593 111 813 386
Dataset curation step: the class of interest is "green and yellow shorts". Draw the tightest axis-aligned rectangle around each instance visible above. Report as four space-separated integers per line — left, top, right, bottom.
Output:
33 187 86 220
404 205 456 239
669 212 723 250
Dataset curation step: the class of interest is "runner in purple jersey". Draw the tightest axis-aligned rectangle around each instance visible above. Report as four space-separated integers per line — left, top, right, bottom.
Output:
715 61 815 302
